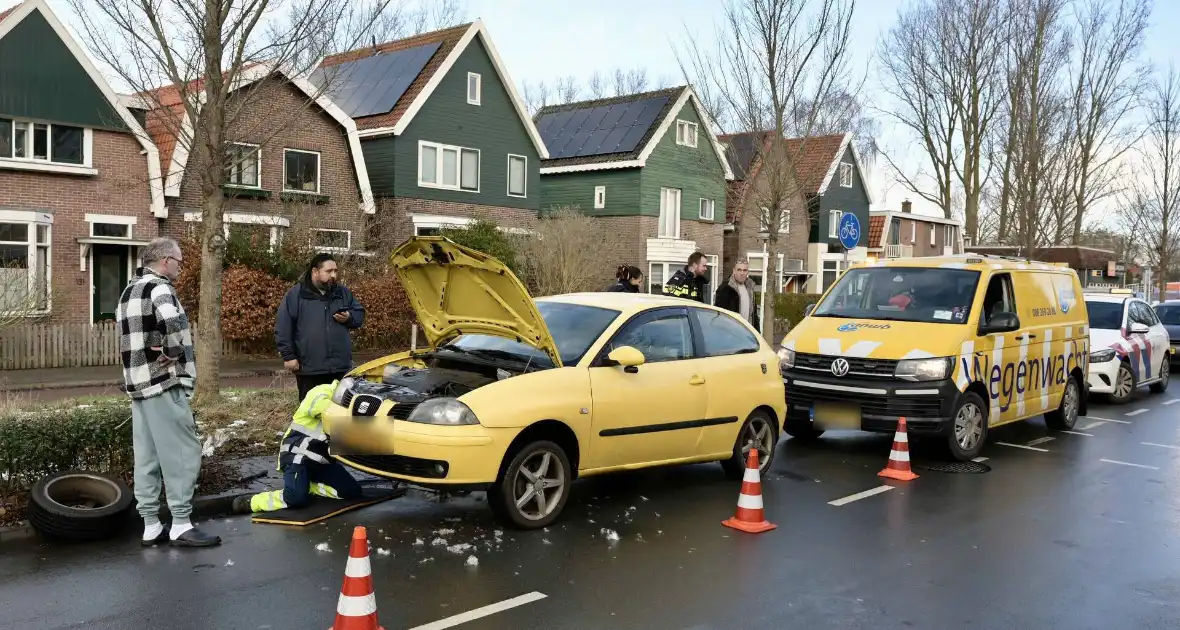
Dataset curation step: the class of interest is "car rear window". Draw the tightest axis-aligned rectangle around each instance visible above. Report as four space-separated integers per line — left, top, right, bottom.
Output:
1085 300 1123 330
1156 305 1180 325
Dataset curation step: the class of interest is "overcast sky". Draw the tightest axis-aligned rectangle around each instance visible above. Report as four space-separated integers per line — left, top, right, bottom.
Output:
25 0 1180 225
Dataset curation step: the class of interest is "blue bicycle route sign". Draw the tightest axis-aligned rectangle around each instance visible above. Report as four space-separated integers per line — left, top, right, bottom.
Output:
838 212 861 250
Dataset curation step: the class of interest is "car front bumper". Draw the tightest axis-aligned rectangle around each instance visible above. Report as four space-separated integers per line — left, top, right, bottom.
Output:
1086 358 1121 394
782 370 961 435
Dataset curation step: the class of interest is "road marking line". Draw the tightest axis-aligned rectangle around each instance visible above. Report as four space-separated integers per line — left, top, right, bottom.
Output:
1125 408 1150 417
1100 458 1159 470
409 592 548 630
1142 442 1180 450
972 457 989 463
1163 399 1179 406
997 442 1049 452
1088 416 1131 424
1078 421 1105 430
828 485 894 506
1060 430 1094 437
1026 436 1055 446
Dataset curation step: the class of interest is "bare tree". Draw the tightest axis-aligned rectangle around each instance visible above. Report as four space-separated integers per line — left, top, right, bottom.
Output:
676 0 856 343
1120 66 1180 299
65 0 447 403
520 207 619 296
521 79 552 116
554 75 581 105
587 71 607 99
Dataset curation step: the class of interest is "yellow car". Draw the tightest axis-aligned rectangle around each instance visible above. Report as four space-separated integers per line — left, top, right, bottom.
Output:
323 237 787 529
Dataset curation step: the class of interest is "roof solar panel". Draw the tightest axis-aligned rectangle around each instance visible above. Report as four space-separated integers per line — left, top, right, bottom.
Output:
596 103 628 130
539 93 676 160
310 40 441 119
598 126 630 154
579 128 613 156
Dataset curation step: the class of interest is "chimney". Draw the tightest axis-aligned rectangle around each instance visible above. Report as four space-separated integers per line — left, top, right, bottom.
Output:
901 199 912 214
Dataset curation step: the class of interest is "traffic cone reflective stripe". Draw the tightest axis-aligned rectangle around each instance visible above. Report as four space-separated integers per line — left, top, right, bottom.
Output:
330 526 385 630
878 417 919 482
722 448 777 534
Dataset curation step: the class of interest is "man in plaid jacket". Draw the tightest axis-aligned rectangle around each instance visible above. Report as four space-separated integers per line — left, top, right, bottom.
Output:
115 237 220 548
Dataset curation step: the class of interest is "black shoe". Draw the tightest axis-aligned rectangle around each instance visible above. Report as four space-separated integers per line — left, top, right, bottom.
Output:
232 496 252 515
141 529 169 547
170 528 222 547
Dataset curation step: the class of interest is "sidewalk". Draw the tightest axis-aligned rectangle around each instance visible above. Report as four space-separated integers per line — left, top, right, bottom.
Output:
0 353 387 391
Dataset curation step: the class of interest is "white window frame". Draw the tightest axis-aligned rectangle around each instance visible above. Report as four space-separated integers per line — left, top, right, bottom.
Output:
0 210 53 316
0 117 95 175
467 72 482 105
418 140 480 192
759 207 789 234
930 223 937 246
85 214 136 239
911 221 916 243
282 148 321 194
675 120 698 148
225 142 262 189
839 162 852 187
659 187 682 239
706 254 719 304
310 228 351 252
945 225 955 246
183 212 288 253
594 185 606 209
507 154 527 198
828 209 843 239
699 198 715 221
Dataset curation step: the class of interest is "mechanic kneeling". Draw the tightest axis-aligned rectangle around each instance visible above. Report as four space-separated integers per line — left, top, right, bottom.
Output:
233 381 361 514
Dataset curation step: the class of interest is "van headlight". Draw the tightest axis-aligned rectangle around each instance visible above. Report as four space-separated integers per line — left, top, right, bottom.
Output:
1089 349 1115 363
777 347 795 371
895 357 951 382
332 377 355 404
407 398 480 426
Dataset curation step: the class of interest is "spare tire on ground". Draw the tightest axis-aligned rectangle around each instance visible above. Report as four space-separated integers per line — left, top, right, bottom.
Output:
27 470 134 542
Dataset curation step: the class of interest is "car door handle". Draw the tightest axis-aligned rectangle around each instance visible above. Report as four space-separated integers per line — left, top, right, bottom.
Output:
689 376 706 386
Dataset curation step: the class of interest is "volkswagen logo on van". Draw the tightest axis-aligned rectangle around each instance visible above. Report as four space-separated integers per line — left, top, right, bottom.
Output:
830 358 850 377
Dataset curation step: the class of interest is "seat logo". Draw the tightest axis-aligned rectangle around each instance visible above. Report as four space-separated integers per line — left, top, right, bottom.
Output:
357 401 370 414
831 358 850 377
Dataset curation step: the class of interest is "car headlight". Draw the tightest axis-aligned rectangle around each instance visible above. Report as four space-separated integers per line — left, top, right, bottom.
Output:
406 398 480 426
1090 349 1115 363
895 357 951 382
331 377 355 404
777 347 795 370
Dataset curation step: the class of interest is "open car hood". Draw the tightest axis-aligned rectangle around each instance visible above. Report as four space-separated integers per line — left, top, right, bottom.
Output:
389 237 562 367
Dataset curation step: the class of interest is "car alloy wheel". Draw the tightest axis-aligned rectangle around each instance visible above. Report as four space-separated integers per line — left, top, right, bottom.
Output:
1113 363 1134 400
1062 380 1079 426
1151 360 1170 393
740 415 775 475
954 402 984 452
511 449 566 522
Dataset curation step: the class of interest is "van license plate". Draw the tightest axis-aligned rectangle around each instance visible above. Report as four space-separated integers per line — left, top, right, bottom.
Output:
812 402 861 430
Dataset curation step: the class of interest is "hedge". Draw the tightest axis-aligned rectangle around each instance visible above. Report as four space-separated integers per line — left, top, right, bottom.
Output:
0 399 134 494
774 292 823 331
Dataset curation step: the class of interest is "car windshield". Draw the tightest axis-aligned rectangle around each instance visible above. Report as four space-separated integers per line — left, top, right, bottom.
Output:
812 266 981 324
439 301 620 368
1156 305 1180 325
1085 300 1124 329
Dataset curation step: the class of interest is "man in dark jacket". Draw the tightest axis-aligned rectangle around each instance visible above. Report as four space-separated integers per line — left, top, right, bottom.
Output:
714 259 761 332
661 252 710 303
275 253 366 401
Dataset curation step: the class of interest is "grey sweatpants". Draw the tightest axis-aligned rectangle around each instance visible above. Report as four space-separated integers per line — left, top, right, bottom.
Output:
131 387 202 521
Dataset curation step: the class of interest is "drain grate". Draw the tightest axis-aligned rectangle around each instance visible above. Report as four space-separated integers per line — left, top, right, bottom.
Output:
912 460 991 473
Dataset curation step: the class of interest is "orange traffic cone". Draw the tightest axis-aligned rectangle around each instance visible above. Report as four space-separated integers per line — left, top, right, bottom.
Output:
722 448 777 534
330 526 385 630
878 416 919 482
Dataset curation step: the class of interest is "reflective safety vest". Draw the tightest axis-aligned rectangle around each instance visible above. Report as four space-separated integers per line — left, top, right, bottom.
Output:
277 381 337 471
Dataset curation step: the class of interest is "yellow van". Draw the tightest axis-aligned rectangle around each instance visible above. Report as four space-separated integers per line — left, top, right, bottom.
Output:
777 254 1090 460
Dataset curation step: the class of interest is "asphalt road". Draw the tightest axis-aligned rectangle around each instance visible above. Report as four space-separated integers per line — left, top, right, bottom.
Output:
3 379 1179 630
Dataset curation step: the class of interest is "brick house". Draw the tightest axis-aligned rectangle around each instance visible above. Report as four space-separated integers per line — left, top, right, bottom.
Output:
867 201 964 260
534 86 733 296
311 20 548 244
0 0 165 325
719 131 873 301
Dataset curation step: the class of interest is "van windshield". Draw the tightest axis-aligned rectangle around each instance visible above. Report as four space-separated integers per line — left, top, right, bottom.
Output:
813 267 982 324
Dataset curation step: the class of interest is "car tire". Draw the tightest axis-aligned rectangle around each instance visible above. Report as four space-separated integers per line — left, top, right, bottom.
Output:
1109 360 1136 403
1149 359 1170 393
1045 376 1081 430
721 410 778 480
783 416 824 441
26 470 134 542
946 392 988 461
487 440 572 531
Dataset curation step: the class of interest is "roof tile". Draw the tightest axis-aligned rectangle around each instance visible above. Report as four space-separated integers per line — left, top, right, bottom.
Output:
0 3 18 23
868 215 885 248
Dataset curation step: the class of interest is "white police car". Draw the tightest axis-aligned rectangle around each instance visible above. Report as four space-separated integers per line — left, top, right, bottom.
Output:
1085 291 1171 403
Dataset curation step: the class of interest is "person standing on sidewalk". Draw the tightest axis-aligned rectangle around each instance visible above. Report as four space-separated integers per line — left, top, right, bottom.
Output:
713 259 761 332
275 253 366 401
115 237 220 548
661 252 710 303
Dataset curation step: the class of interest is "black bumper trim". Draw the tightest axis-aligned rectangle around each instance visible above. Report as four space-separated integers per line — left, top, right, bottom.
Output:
783 370 960 434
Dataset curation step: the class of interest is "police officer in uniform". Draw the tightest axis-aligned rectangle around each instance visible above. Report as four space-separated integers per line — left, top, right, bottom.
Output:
661 252 710 302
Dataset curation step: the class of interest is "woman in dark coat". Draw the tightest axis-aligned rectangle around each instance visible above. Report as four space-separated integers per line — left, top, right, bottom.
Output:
607 265 643 293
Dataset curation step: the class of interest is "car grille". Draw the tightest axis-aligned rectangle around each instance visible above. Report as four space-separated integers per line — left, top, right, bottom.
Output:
341 454 449 479
786 382 943 418
793 353 899 378
387 402 420 420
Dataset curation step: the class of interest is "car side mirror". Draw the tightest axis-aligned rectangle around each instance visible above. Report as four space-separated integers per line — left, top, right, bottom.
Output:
607 346 645 373
1129 322 1150 334
981 311 1020 334
803 303 816 317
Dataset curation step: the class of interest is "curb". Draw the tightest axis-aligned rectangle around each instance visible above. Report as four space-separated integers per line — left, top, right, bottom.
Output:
0 369 287 393
0 521 33 543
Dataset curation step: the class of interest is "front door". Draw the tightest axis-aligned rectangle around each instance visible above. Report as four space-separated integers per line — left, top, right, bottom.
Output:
586 307 709 470
92 244 129 321
974 272 1022 424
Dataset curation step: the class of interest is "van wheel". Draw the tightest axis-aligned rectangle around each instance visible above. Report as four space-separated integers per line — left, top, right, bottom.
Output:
1110 361 1135 403
1149 360 1169 393
947 392 988 461
27 470 134 542
721 410 777 479
1045 376 1080 430
487 440 571 530
784 417 824 441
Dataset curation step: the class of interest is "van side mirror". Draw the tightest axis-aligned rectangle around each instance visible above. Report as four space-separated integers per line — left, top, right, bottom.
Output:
980 311 1020 334
803 303 816 317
